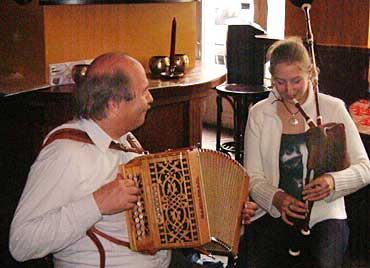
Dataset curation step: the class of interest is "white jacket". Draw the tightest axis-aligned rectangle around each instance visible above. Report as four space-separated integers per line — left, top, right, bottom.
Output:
244 85 370 227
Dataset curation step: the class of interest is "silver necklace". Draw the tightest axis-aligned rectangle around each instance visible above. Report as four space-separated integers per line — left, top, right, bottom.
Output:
271 90 301 126
281 100 300 126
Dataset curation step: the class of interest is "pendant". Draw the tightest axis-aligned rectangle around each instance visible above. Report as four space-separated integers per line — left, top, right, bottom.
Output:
290 117 299 126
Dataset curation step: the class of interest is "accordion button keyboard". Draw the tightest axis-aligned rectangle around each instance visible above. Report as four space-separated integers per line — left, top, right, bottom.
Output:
127 172 150 241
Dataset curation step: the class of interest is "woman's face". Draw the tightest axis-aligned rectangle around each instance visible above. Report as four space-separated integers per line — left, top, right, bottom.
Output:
272 61 310 104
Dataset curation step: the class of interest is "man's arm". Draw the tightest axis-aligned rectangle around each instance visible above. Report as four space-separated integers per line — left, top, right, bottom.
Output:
9 143 102 261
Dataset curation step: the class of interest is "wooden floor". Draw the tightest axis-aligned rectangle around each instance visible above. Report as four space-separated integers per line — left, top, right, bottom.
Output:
202 123 233 151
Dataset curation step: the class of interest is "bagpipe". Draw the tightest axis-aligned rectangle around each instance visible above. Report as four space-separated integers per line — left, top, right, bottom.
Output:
288 0 350 256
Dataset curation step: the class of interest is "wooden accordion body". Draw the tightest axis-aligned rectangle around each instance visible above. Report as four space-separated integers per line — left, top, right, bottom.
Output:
119 148 249 256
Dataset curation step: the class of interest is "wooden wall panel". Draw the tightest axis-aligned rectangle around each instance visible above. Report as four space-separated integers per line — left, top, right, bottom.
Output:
285 0 369 105
316 45 369 106
285 0 369 48
0 1 45 88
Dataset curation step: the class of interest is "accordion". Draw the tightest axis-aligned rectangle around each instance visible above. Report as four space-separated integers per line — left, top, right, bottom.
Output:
118 148 249 256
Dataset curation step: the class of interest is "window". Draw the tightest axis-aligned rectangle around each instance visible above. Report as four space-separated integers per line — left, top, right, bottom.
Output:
201 0 285 65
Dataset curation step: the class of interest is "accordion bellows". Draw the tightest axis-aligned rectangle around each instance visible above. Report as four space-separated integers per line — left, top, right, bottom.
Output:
119 148 249 256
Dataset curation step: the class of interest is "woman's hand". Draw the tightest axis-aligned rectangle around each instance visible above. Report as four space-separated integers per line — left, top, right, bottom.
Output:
242 201 258 225
272 191 307 226
302 174 335 202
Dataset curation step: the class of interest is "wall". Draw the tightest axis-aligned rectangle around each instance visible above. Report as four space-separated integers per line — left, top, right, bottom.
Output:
43 3 197 74
0 1 197 88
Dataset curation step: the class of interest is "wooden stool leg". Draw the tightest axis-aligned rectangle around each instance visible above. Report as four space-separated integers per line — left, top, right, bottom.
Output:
216 93 223 151
234 96 244 164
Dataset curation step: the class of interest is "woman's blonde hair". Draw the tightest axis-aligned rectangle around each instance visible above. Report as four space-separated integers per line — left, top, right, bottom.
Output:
267 36 312 77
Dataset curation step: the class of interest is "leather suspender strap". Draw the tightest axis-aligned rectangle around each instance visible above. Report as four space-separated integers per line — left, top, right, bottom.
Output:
87 227 131 268
86 229 106 268
41 127 142 268
89 226 131 247
41 128 144 153
42 128 94 150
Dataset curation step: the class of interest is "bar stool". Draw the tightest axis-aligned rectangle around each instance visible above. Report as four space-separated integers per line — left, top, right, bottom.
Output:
215 83 270 164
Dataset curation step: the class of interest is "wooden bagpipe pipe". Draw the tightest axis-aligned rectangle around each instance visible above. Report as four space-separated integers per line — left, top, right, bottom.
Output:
118 147 249 258
288 0 350 256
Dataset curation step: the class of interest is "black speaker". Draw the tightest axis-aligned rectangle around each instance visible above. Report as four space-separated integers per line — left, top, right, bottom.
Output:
226 24 276 85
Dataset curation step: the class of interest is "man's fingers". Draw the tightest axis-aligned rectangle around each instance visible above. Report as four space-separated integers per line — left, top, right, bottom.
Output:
125 202 136 210
123 178 136 187
116 173 124 180
127 193 139 203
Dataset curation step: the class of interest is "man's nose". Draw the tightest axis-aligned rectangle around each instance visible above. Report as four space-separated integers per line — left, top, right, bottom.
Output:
146 91 154 104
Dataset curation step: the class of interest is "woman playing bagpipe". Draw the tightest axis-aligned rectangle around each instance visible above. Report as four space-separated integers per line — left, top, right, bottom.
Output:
242 36 370 268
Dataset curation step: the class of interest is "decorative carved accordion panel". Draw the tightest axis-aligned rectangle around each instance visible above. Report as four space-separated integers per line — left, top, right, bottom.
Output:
119 148 249 256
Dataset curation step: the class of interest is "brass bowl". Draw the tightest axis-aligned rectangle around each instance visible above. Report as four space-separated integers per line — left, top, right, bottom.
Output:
148 56 170 76
72 64 89 86
173 54 190 73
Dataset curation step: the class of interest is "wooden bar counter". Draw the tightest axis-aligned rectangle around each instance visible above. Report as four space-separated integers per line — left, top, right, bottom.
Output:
1 61 226 153
0 61 226 267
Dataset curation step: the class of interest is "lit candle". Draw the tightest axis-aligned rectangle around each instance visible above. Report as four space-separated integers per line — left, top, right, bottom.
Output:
169 17 176 70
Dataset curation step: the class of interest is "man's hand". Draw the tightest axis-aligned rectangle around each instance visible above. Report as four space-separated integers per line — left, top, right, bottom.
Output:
93 173 140 215
242 201 258 225
302 174 335 202
272 191 307 226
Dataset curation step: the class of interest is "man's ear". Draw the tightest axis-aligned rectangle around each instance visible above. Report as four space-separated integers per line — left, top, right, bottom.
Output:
107 99 120 117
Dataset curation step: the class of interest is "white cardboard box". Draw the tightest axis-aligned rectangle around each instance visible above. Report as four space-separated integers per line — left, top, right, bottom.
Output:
49 59 93 86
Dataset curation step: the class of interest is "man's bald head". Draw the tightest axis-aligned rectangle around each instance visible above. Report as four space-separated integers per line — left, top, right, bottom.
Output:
76 52 146 120
87 52 140 80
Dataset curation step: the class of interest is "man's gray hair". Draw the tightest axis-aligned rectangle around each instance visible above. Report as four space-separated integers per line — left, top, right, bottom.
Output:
76 71 134 120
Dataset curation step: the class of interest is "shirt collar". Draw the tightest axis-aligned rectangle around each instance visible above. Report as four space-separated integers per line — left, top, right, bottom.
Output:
79 119 128 152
